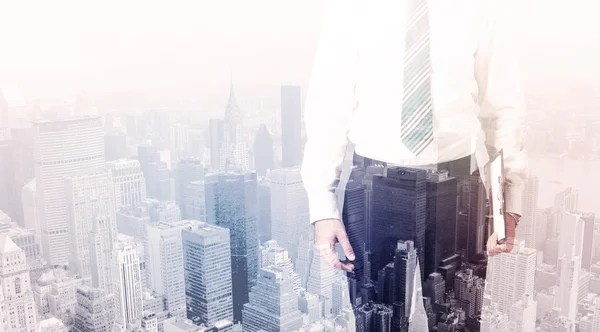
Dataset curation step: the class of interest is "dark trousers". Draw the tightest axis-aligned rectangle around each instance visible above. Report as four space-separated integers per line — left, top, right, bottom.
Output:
343 152 487 332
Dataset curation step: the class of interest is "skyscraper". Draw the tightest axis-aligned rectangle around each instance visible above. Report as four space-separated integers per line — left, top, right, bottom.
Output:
457 174 487 261
241 266 303 332
182 222 233 326
425 170 458 279
138 145 171 201
33 116 105 266
487 241 536 314
280 85 302 168
269 167 310 263
0 134 17 220
296 234 314 289
454 269 484 317
557 244 580 322
21 179 38 234
306 247 337 315
107 159 147 211
371 167 427 280
89 208 117 293
219 81 250 170
558 212 585 264
581 212 595 271
516 173 539 248
256 178 271 242
125 115 147 140
209 119 224 171
145 220 199 319
332 275 351 315
259 240 302 294
0 234 38 332
182 181 206 222
205 170 259 322
112 239 144 330
73 286 115 332
393 240 418 318
343 178 367 285
508 294 537 332
169 122 189 156
175 157 205 214
355 302 393 332
253 124 274 177
2 127 34 224
65 169 117 289
146 108 173 150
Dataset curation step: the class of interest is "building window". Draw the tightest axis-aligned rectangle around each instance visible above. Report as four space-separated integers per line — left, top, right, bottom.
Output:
14 277 21 294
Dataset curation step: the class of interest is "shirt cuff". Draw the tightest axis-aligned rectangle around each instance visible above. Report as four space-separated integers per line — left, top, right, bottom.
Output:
307 191 340 224
504 180 524 217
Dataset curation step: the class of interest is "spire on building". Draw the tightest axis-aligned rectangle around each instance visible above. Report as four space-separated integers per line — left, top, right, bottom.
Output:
225 73 241 124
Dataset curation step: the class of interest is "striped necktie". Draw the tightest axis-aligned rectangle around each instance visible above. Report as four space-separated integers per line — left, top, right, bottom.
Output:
401 0 433 156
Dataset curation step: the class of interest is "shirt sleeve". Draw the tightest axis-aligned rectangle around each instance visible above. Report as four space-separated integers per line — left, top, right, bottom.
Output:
475 0 528 217
301 0 358 224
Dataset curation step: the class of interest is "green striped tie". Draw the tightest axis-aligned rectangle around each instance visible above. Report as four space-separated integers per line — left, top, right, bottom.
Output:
401 0 433 155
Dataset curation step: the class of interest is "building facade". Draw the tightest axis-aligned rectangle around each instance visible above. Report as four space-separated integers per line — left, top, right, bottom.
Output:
33 116 105 266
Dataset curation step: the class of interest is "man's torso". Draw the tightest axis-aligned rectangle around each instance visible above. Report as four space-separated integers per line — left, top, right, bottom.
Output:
347 0 491 166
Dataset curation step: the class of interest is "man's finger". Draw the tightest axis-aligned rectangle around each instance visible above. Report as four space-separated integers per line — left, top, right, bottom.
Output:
320 243 354 272
336 229 356 261
324 247 353 271
487 232 498 256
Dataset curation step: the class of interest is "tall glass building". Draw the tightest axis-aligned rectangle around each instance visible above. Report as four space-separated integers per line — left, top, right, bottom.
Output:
371 167 427 281
182 222 233 325
425 170 458 279
204 170 258 322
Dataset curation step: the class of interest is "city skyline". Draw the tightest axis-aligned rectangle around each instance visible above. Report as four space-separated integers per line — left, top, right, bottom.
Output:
0 1 600 331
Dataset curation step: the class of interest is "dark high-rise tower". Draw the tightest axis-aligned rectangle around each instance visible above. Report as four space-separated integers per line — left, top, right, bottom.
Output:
342 179 367 284
425 170 458 279
253 124 274 177
204 170 259 322
280 85 302 167
457 175 487 260
371 167 427 281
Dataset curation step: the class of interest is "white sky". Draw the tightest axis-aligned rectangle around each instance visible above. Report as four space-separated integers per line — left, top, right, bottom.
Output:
0 0 599 99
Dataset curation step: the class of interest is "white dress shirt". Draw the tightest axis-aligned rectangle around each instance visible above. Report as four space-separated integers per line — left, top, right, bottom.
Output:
301 0 528 224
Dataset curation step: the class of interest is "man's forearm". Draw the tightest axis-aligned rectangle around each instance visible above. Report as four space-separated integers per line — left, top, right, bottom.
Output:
475 0 527 216
301 0 358 224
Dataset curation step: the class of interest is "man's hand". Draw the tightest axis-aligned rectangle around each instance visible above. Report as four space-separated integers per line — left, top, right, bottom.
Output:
314 218 356 272
486 212 518 256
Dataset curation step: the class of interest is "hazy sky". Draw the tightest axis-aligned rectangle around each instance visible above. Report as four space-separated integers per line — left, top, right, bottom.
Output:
1 0 599 100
